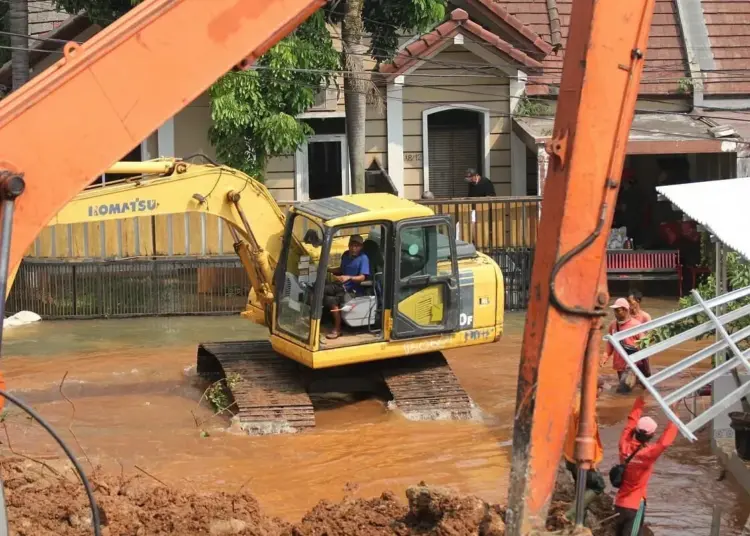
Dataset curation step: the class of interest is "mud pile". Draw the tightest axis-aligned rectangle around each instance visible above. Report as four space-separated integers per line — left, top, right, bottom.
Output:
0 457 635 536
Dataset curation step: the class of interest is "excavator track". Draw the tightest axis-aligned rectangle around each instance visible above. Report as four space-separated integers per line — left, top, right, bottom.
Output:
380 353 476 421
196 342 475 435
196 340 315 434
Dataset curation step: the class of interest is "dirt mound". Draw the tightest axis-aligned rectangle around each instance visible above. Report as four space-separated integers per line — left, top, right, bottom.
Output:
0 457 633 536
291 483 505 536
1 457 289 536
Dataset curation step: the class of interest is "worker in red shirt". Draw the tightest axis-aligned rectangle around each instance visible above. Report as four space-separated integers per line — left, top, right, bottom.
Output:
601 298 643 392
614 395 679 536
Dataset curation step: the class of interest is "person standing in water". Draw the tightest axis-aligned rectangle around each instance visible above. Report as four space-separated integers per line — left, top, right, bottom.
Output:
602 298 644 389
628 290 651 324
614 395 678 536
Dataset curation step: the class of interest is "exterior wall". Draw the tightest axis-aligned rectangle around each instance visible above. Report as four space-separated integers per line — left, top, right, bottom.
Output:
174 92 217 160
265 102 386 201
399 45 512 199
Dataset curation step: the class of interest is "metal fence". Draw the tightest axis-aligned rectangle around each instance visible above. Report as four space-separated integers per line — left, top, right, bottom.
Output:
7 257 250 319
29 197 542 260
8 250 533 318
489 247 534 311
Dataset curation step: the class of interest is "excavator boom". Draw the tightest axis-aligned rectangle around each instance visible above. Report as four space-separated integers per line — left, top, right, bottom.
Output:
504 0 657 533
0 0 324 290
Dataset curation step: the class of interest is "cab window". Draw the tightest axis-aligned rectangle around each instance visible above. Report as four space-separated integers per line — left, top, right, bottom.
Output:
399 223 451 280
276 214 322 344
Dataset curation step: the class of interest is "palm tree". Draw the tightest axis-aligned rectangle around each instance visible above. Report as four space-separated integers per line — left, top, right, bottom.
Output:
9 0 29 90
341 0 367 194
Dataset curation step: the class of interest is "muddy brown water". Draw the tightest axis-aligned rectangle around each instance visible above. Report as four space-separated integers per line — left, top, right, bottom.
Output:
0 298 748 534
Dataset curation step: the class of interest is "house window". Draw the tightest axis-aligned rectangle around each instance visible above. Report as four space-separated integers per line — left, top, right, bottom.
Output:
307 85 338 113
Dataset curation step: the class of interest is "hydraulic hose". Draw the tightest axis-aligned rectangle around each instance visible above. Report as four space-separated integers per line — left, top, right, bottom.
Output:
0 388 101 536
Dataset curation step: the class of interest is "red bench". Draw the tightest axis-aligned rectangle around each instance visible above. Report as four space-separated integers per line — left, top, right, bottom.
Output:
606 250 683 297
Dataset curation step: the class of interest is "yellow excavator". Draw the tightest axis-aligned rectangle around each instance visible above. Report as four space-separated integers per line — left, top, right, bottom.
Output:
39 157 505 433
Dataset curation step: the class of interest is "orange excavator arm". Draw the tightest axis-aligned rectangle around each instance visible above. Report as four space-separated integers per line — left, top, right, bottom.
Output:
0 0 323 283
504 0 657 533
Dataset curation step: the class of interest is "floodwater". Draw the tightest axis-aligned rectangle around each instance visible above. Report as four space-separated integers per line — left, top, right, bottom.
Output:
0 298 748 535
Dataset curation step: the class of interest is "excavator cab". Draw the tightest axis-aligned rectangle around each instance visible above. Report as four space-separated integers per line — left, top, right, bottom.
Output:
268 194 503 370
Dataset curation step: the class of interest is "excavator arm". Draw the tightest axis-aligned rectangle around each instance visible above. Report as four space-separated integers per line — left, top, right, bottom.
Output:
0 0 324 293
504 0 657 533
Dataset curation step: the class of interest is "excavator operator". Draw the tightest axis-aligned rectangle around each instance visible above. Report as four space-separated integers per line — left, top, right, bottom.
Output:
324 234 370 339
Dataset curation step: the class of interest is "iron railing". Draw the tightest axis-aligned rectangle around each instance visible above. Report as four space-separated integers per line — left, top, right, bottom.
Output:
7 257 249 318
8 249 533 318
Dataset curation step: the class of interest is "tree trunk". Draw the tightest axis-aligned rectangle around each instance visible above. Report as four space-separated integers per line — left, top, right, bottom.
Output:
9 0 29 90
341 0 367 195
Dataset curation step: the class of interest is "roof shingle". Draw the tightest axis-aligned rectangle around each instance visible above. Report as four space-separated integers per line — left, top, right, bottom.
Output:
502 0 690 96
379 8 544 79
701 0 750 95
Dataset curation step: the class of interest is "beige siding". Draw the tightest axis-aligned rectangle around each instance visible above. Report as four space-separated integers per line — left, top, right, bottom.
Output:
263 103 386 200
401 46 512 195
265 155 295 200
174 92 217 160
365 102 387 169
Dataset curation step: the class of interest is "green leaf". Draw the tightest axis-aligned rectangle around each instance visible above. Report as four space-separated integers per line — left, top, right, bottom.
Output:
52 1 446 176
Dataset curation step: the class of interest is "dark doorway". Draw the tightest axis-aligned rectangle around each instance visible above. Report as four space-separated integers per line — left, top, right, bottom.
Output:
308 141 343 200
427 109 482 198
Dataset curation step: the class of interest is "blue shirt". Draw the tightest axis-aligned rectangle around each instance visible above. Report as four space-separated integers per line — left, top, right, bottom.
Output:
340 251 370 294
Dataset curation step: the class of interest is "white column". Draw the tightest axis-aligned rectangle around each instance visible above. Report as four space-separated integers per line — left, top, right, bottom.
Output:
386 75 405 197
157 117 175 157
140 132 156 161
536 144 549 197
511 132 527 196
509 70 527 115
510 70 528 196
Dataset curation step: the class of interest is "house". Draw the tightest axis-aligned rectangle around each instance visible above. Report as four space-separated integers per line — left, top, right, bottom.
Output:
0 1 558 202
506 0 750 196
2 1 749 204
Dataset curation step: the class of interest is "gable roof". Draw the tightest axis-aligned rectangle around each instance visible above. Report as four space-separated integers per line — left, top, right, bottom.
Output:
449 0 553 59
378 8 544 80
502 0 690 96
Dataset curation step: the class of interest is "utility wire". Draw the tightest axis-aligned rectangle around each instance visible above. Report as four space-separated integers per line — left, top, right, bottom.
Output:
2 35 747 145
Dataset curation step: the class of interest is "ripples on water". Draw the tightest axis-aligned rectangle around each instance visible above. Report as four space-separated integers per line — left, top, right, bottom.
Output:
0 299 747 534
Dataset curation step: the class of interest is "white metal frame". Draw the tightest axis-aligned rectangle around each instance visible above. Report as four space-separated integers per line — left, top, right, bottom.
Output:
604 284 750 441
295 134 351 201
421 104 491 194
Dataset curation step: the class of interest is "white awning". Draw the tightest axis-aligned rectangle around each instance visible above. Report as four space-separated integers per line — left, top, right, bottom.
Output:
656 178 750 260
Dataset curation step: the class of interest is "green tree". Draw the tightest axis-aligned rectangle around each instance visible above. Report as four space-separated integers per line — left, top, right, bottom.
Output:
327 0 446 193
52 0 447 182
640 249 750 349
208 11 339 176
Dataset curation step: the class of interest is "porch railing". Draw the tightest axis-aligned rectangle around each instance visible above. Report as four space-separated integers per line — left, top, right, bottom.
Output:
15 196 541 316
27 196 542 259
